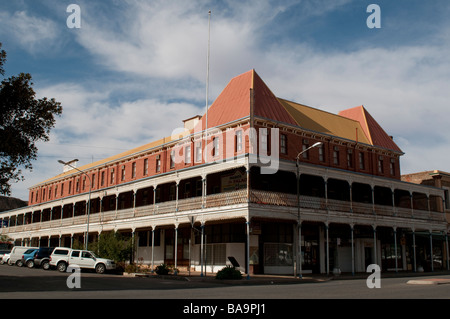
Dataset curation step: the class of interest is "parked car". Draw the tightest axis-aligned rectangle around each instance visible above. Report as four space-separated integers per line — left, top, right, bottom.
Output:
0 249 11 262
8 246 38 266
49 247 116 274
1 252 10 265
17 248 38 267
33 247 55 269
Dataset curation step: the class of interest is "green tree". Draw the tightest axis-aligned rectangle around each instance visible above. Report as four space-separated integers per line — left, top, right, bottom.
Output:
90 232 133 262
0 43 62 195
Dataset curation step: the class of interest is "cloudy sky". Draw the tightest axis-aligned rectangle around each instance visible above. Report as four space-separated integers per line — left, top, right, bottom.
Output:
1 0 450 201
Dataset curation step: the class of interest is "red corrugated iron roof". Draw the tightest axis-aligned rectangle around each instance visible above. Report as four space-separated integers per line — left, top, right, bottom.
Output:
339 106 402 153
194 69 297 131
252 70 297 126
194 70 253 132
193 70 401 153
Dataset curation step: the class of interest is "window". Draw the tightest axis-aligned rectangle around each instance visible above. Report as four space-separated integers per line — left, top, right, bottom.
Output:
61 183 64 196
347 149 353 168
390 158 395 175
302 141 309 159
144 159 148 175
213 137 219 157
110 169 115 184
82 177 86 190
91 174 95 189
82 251 93 258
156 155 161 172
235 130 243 152
260 128 268 154
76 179 79 192
319 144 325 162
69 181 72 194
170 150 175 168
71 251 80 257
55 185 58 197
121 166 126 181
185 145 191 164
378 156 384 173
195 142 202 162
101 171 105 186
280 134 287 154
132 162 136 178
359 152 365 170
333 147 340 165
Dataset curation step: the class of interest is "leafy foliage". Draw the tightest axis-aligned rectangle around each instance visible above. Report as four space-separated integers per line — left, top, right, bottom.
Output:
89 232 132 262
215 265 243 280
0 43 62 195
154 263 172 275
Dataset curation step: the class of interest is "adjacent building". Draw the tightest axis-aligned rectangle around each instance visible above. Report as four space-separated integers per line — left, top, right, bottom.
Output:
1 70 448 275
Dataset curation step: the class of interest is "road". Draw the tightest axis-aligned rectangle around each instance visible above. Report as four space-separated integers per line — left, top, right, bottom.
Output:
1 264 449 316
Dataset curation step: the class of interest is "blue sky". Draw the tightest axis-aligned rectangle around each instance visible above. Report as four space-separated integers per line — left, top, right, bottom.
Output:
1 0 450 200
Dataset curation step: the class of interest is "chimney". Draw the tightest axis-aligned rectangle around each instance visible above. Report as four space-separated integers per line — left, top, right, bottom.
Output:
183 115 202 131
62 159 79 173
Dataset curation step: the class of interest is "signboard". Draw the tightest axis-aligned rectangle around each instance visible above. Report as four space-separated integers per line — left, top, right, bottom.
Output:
221 170 246 192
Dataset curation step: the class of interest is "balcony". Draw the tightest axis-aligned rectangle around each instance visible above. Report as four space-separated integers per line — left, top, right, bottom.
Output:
2 188 445 236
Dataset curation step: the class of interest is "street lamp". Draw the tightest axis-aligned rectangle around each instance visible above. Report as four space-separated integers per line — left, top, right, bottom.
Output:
58 159 91 250
295 141 322 278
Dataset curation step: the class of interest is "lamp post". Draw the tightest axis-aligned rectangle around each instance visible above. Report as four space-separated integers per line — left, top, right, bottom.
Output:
295 142 322 279
58 159 91 250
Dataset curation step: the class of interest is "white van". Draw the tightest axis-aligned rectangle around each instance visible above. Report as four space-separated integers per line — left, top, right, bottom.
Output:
8 246 38 266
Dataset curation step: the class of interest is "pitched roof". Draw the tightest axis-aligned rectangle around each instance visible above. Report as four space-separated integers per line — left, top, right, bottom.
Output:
278 99 372 145
194 69 296 131
338 106 402 153
36 70 402 187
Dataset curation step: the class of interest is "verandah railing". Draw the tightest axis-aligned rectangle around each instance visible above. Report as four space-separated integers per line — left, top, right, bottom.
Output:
1 188 445 234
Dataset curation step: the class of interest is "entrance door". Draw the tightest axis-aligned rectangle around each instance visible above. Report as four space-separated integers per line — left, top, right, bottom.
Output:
164 228 190 267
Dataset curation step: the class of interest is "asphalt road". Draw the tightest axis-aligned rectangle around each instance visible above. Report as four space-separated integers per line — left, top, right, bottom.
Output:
1 263 449 316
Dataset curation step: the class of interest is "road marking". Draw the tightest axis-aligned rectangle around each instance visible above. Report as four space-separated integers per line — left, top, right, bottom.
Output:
407 278 450 285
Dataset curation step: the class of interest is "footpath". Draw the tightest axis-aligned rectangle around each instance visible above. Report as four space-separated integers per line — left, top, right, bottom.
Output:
127 269 450 286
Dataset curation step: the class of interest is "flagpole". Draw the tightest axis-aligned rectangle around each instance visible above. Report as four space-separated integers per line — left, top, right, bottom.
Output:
201 9 211 278
205 10 211 153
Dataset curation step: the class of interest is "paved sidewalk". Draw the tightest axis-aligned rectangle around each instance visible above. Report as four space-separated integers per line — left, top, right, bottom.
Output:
142 269 450 285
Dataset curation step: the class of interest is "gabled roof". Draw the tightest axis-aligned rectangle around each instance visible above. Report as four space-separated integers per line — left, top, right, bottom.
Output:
278 99 372 145
338 106 402 153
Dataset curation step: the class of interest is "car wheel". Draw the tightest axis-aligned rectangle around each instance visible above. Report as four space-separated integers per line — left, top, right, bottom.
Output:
57 262 67 272
95 263 106 274
26 260 35 268
42 261 50 270
16 260 24 267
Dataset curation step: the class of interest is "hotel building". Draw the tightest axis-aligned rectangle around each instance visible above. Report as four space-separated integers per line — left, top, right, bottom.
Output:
1 70 448 275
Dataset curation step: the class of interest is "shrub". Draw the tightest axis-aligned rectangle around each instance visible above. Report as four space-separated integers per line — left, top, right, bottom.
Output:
155 263 171 275
215 266 242 280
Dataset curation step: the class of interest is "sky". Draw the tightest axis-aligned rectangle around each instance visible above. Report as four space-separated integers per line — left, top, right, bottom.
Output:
1 0 450 201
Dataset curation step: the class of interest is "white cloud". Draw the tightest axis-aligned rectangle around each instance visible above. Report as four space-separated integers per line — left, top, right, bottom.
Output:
0 10 60 53
7 0 450 200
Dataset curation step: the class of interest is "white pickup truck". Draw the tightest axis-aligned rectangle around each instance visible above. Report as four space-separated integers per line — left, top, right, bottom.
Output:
49 247 116 274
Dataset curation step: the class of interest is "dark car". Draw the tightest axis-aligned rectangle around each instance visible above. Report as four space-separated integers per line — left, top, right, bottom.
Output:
32 247 55 269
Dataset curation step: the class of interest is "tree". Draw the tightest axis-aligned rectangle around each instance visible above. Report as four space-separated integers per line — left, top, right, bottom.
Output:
89 232 133 262
0 43 62 195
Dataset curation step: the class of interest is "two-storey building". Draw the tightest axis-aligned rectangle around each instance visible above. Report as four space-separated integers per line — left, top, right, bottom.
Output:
1 70 448 276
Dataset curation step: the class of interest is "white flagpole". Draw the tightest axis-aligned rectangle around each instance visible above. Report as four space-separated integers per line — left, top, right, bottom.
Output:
205 10 211 162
